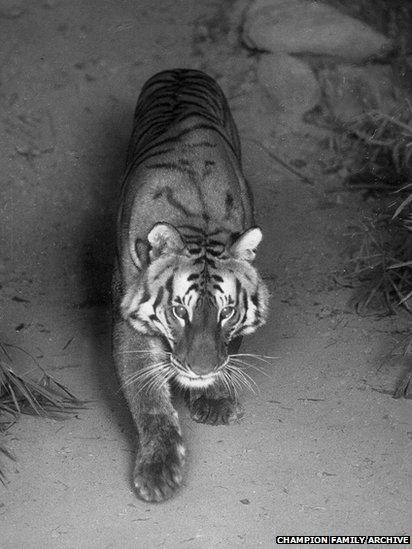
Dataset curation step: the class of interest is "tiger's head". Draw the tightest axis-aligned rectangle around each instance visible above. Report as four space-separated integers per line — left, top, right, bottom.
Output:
122 223 269 389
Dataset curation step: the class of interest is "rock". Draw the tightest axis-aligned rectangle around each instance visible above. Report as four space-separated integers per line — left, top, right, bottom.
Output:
257 53 321 121
243 0 393 63
319 64 399 123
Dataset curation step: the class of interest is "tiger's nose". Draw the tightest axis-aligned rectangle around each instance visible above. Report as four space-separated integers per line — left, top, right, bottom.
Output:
190 357 219 376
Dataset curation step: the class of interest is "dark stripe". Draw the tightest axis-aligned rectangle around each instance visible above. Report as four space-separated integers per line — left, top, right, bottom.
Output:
207 239 224 247
136 98 174 112
180 92 220 114
213 284 223 292
152 264 171 282
184 237 204 244
241 290 248 322
225 192 234 216
163 187 194 216
152 286 164 310
140 283 151 305
187 283 198 293
177 224 205 233
187 273 199 281
235 278 241 297
165 275 174 296
252 291 261 323
180 84 222 111
207 248 223 257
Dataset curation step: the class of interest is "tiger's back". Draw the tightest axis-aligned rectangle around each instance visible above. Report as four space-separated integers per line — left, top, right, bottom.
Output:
118 69 254 276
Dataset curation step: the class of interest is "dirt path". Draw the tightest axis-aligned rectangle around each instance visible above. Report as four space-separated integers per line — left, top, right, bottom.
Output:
1 1 410 547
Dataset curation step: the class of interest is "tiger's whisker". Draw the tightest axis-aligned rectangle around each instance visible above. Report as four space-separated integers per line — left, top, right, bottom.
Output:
233 353 278 359
119 350 171 357
227 362 259 392
229 353 278 365
229 358 270 378
229 374 241 399
137 370 169 395
122 361 171 388
119 350 153 354
228 368 246 394
221 370 237 400
122 360 170 382
229 367 257 395
229 364 257 387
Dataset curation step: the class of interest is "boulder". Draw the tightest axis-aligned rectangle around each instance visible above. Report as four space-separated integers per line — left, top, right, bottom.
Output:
243 0 393 63
257 53 321 121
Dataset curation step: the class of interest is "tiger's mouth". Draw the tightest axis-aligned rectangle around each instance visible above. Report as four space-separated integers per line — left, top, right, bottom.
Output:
171 356 225 389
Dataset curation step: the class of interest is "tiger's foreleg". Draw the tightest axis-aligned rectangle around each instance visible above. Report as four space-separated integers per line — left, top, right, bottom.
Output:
113 319 185 502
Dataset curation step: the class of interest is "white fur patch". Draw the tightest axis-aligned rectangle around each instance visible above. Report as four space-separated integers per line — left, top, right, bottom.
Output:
175 372 218 389
176 443 186 460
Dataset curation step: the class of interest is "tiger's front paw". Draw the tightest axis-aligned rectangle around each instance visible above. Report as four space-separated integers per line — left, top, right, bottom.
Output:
190 395 243 425
133 437 186 502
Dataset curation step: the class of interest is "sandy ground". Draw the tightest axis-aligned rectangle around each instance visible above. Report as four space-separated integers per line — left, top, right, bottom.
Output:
1 1 411 547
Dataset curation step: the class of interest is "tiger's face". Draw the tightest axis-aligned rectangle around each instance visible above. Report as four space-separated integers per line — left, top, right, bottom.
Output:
122 223 269 389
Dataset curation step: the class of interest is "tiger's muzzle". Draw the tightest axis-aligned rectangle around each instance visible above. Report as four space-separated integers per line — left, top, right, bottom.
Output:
171 301 228 388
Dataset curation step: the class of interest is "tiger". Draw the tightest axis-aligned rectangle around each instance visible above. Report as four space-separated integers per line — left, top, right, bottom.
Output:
112 68 269 502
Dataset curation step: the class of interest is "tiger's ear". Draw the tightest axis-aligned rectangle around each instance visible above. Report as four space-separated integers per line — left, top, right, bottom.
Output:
131 238 150 269
230 227 262 262
147 222 186 260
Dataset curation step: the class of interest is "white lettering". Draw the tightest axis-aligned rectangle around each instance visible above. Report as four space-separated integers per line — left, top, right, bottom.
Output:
330 535 366 544
367 536 410 544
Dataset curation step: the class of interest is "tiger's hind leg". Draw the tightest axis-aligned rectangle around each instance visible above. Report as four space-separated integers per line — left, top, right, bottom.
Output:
185 381 244 426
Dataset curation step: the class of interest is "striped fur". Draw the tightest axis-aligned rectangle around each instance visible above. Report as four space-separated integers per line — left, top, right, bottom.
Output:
117 69 269 388
112 69 269 501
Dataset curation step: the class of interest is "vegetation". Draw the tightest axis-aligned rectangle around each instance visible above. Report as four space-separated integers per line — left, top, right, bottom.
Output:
0 342 83 483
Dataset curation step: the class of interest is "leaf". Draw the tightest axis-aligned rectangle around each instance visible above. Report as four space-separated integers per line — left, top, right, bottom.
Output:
392 194 412 219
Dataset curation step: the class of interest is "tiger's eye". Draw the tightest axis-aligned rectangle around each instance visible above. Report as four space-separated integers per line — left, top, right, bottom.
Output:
220 306 234 320
173 305 188 319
